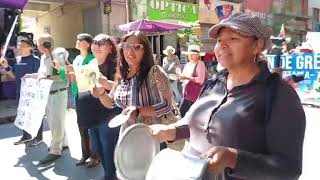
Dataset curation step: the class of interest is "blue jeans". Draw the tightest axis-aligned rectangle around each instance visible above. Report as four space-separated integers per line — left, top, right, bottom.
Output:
89 122 120 180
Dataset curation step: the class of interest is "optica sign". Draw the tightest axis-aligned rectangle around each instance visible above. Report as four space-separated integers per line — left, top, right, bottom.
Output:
147 0 198 23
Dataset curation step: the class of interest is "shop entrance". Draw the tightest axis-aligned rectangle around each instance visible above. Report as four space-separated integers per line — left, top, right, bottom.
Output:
148 34 164 65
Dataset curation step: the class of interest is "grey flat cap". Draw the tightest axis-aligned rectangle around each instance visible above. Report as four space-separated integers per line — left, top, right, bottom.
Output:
209 13 272 39
208 13 273 50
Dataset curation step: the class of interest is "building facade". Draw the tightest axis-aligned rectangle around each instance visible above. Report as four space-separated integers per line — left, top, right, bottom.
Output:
308 0 320 31
22 0 128 49
19 0 317 59
244 0 310 47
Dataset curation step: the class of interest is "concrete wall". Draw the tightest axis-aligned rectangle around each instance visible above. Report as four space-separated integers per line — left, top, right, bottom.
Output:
83 5 102 37
100 0 127 37
29 2 97 48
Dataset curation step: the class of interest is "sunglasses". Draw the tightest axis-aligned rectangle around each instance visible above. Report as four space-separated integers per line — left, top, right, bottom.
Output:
92 40 108 47
122 43 144 52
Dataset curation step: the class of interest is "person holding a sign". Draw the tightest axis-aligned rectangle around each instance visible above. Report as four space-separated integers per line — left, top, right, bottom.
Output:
0 33 43 146
25 34 69 165
151 13 306 180
82 34 122 180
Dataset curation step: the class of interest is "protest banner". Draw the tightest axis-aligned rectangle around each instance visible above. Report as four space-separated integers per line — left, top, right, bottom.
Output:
266 54 320 91
14 78 53 137
73 63 100 92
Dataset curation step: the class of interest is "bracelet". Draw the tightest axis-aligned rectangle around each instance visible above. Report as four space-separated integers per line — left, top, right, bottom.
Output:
5 66 12 72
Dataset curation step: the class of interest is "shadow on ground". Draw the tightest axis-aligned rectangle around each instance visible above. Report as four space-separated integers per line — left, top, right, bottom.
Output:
0 121 50 140
14 143 103 180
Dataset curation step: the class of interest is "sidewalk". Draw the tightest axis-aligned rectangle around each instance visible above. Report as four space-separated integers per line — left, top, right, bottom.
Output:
0 99 17 124
0 109 103 180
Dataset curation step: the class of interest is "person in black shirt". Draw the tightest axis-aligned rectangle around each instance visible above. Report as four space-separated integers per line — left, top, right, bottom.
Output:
80 34 121 180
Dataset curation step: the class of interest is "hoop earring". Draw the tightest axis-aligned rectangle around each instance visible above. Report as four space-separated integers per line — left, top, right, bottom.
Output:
253 55 257 63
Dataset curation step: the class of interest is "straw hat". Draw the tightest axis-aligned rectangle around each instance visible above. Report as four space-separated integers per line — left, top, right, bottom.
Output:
183 44 205 56
163 46 176 55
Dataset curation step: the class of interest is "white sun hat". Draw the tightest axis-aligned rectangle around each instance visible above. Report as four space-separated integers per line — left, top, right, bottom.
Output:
183 44 205 56
163 46 176 55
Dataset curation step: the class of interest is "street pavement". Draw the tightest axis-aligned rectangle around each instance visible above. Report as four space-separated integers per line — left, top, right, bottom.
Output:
0 106 319 179
0 109 103 180
300 106 320 180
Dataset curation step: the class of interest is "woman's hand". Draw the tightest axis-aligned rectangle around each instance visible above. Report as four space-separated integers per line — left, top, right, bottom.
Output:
149 124 176 142
179 75 189 80
66 64 74 73
66 65 76 82
200 146 238 174
98 76 113 90
92 87 105 98
0 58 9 68
52 59 60 70
122 106 139 124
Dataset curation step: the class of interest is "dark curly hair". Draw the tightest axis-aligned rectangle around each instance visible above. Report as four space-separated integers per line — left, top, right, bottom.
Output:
117 31 155 86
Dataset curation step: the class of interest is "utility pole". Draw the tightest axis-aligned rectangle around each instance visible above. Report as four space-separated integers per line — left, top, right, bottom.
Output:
125 0 131 23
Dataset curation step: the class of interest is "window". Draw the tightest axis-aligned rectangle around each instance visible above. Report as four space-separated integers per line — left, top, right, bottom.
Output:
313 8 320 22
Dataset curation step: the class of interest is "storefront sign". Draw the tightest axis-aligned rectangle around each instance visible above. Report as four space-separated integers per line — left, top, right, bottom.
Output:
147 0 198 23
267 54 320 90
199 0 241 24
104 1 112 14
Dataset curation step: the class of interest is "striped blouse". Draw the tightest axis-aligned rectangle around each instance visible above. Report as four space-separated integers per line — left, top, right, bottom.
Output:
114 65 174 124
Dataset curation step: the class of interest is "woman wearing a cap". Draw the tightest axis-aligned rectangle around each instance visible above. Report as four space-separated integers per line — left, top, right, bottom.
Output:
151 13 305 180
162 46 182 105
179 44 206 117
66 33 100 167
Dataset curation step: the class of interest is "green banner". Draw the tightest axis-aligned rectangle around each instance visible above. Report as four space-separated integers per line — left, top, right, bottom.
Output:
147 0 198 23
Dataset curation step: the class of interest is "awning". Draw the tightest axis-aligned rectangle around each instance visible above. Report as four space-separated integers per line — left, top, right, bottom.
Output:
118 19 190 32
0 0 28 9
